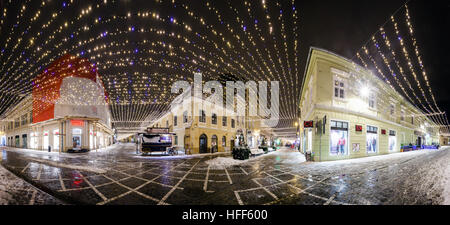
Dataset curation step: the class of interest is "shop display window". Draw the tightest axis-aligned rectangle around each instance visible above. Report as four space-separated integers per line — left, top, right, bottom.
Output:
330 120 348 156
366 126 378 153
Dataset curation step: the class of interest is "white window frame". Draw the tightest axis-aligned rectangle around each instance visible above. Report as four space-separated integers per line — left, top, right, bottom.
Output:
333 77 346 100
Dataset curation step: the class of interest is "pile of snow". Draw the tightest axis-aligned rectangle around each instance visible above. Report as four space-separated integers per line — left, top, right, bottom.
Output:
204 157 246 169
444 162 450 205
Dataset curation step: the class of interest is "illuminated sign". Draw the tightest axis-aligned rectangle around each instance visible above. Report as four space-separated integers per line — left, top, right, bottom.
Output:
304 121 314 128
71 120 84 127
355 125 363 132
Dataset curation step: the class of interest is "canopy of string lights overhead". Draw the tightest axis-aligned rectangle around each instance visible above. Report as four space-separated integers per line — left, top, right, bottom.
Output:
0 0 300 131
0 0 447 135
354 3 450 134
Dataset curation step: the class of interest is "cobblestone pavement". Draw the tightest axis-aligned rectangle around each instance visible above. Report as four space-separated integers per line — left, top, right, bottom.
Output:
0 144 448 205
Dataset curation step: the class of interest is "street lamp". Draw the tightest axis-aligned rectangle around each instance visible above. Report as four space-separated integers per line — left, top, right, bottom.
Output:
360 86 370 97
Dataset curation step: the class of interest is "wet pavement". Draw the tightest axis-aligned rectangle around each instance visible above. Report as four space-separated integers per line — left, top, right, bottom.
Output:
0 144 449 205
0 150 64 205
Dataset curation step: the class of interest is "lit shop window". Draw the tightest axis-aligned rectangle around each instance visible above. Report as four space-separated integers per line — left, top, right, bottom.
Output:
366 126 378 153
330 120 348 156
334 80 345 99
389 130 396 151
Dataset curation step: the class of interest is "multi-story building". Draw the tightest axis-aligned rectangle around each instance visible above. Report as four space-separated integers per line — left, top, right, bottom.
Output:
299 47 440 161
150 85 272 154
0 54 113 152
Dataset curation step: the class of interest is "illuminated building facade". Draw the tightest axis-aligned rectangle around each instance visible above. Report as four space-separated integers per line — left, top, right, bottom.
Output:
299 48 440 161
1 55 113 152
150 86 273 154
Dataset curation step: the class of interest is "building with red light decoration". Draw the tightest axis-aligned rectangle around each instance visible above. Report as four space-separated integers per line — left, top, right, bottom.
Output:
0 54 113 152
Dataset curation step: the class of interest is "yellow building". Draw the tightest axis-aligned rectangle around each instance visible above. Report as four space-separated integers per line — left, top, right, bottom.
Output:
299 47 440 161
150 87 272 154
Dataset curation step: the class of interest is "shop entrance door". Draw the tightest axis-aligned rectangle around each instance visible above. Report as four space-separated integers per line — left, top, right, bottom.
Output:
307 129 312 152
43 132 49 150
53 130 59 151
22 134 27 149
417 137 422 147
73 135 81 149
199 134 208 154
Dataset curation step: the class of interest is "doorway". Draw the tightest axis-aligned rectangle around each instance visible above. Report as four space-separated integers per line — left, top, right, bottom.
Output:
22 134 27 149
184 135 190 154
53 130 59 151
43 132 49 150
199 134 208 154
307 129 313 152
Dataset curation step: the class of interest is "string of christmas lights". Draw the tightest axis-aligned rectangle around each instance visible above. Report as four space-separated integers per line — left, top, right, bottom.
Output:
0 0 300 131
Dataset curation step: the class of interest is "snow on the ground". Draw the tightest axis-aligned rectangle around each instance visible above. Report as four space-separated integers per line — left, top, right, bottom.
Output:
444 159 450 205
204 149 300 169
0 160 63 205
205 157 246 169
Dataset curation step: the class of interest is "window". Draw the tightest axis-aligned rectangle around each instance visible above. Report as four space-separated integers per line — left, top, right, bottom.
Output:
174 116 178 126
366 125 378 153
400 109 405 121
29 112 33 123
231 119 235 128
174 136 178 145
330 120 348 156
199 110 206 123
390 104 395 116
222 116 227 126
222 136 226 147
212 113 217 125
334 80 345 99
183 111 188 123
411 115 414 125
368 93 376 109
21 114 28 126
166 120 169 128
15 118 20 128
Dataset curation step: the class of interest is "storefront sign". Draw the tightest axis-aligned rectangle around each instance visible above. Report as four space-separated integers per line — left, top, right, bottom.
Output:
355 125 362 132
381 129 386 135
304 121 314 128
414 130 424 136
71 120 84 127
